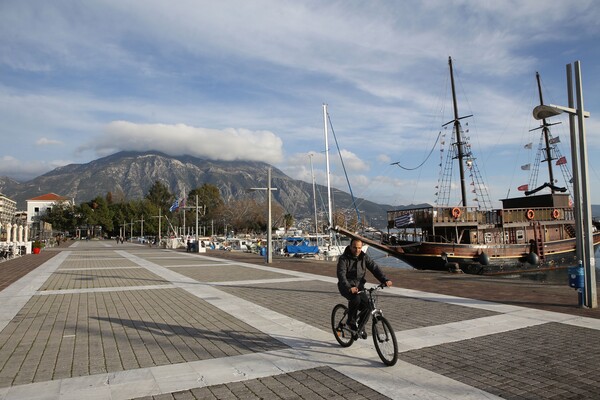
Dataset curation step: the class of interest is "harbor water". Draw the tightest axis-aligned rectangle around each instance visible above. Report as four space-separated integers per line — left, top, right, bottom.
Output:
366 246 600 284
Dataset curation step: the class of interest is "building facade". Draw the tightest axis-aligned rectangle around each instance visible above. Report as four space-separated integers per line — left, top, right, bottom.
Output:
26 193 74 239
0 193 17 227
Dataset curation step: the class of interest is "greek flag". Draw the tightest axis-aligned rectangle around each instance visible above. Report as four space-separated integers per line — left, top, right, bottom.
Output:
549 136 560 144
394 214 414 228
169 199 179 212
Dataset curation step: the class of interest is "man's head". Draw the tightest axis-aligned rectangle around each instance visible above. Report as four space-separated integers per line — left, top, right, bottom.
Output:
350 238 363 257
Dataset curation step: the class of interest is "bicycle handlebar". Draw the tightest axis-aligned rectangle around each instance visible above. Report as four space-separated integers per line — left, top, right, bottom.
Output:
358 283 387 294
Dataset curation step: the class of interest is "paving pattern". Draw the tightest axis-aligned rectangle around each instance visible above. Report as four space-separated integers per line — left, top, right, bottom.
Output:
1 241 599 399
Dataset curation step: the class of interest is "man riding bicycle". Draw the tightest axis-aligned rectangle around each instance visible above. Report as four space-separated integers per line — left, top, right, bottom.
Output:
336 238 392 336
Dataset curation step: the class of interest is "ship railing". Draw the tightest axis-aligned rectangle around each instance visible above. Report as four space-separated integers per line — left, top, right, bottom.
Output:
387 206 484 227
500 207 574 224
388 206 574 227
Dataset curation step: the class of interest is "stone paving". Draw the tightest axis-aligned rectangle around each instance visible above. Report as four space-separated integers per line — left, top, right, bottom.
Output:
0 240 599 399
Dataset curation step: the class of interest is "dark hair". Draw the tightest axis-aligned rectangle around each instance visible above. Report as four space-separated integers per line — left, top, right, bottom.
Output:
350 238 362 245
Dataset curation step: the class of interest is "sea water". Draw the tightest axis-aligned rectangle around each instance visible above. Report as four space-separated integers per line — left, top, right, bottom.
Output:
366 247 412 270
367 246 600 284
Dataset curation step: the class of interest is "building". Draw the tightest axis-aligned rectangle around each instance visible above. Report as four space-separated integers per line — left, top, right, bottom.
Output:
26 193 74 239
26 193 74 225
0 193 17 227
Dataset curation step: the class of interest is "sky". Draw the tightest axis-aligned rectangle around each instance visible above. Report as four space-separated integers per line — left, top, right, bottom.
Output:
2 0 600 210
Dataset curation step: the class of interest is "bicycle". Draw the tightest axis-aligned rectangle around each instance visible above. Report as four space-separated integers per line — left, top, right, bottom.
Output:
331 283 398 366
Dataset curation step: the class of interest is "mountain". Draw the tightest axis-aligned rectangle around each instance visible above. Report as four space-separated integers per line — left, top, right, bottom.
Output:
0 151 393 228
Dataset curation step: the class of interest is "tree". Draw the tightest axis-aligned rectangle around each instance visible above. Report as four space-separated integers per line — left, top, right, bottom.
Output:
145 180 173 212
283 213 294 232
39 202 76 232
187 184 224 235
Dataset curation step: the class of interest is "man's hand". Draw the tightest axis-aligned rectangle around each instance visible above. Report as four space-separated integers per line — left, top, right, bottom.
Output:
349 287 359 294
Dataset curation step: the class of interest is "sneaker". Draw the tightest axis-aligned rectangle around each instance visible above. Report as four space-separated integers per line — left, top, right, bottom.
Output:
359 330 367 340
345 322 358 333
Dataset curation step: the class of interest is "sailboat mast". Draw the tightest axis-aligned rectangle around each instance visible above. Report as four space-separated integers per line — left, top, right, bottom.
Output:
448 57 468 207
309 152 319 235
323 104 333 230
536 72 556 193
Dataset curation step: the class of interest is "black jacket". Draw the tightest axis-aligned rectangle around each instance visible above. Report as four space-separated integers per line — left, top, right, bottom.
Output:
337 245 388 295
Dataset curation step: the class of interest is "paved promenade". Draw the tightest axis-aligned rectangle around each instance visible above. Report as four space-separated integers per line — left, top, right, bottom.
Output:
0 240 599 399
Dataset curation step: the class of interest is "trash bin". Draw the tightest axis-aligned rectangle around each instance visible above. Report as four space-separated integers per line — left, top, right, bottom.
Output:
568 266 584 289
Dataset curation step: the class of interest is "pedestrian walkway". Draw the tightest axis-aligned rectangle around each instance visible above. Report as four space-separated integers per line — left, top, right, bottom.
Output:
0 240 599 399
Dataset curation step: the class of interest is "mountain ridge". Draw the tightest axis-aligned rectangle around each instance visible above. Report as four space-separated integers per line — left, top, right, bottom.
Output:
0 151 395 227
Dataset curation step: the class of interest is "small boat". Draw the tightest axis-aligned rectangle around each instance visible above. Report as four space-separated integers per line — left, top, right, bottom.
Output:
334 57 600 275
281 237 320 258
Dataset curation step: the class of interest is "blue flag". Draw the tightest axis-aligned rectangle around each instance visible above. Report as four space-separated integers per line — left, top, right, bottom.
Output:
169 199 179 212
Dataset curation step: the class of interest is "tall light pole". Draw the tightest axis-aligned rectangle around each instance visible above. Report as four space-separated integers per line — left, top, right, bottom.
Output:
136 215 144 239
151 209 162 243
532 60 596 308
249 167 278 263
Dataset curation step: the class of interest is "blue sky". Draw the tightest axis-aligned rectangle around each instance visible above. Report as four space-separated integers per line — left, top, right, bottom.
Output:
1 0 600 208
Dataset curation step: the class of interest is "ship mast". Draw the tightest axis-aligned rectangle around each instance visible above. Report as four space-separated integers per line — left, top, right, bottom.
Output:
323 104 333 235
536 72 556 193
447 56 471 207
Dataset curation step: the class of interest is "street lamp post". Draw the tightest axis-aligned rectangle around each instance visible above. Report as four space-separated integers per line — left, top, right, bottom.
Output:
532 60 596 308
249 167 278 263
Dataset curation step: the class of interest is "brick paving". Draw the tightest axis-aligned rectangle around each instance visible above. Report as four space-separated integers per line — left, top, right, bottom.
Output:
206 250 600 319
1 241 600 399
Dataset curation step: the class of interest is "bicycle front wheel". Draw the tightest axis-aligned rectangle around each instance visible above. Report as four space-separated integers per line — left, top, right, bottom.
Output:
331 304 354 347
372 315 398 366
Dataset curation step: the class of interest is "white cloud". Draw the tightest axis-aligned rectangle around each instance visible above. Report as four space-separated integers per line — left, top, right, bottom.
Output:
81 121 284 163
0 156 60 181
36 137 63 146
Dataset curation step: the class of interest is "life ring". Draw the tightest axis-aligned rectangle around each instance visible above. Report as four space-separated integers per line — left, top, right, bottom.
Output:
526 209 535 220
552 209 560 219
452 207 461 219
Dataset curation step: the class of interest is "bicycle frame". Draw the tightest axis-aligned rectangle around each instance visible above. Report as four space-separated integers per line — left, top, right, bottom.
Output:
331 283 398 366
355 286 383 336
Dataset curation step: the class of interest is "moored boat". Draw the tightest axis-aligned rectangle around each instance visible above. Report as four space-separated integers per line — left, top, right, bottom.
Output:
334 57 600 275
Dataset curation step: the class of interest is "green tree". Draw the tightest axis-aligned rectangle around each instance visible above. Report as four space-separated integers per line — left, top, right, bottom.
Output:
283 213 294 232
145 180 174 212
187 184 224 235
40 202 76 232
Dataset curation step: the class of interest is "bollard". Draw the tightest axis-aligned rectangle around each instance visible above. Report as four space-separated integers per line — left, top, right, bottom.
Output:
568 261 585 307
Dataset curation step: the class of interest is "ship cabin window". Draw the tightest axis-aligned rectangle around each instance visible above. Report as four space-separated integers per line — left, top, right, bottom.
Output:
516 230 524 241
484 232 493 243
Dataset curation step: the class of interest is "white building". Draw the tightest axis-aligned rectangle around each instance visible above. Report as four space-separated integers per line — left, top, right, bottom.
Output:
26 193 74 226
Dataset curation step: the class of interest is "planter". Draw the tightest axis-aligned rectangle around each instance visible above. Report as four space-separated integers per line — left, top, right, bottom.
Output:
32 247 41 254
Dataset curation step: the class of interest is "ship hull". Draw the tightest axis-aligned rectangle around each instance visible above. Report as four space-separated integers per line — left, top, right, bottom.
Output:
388 234 600 275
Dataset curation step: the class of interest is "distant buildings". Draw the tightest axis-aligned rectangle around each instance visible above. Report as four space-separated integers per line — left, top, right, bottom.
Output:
0 193 17 227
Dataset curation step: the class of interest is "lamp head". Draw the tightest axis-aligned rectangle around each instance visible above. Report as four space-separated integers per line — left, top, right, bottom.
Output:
533 105 563 120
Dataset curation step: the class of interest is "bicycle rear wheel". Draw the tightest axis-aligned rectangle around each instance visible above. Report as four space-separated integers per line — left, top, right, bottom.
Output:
372 315 398 366
331 304 354 347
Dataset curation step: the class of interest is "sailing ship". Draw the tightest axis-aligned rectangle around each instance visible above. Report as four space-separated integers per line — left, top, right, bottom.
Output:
334 57 600 275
